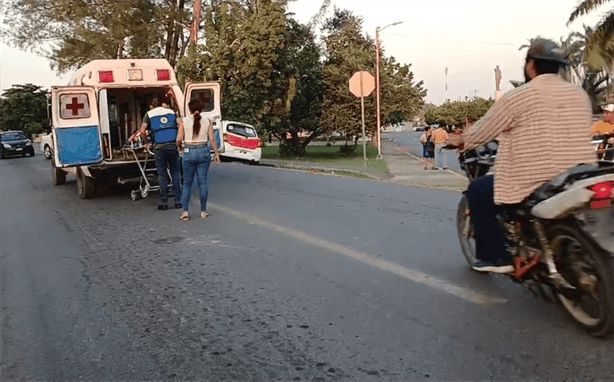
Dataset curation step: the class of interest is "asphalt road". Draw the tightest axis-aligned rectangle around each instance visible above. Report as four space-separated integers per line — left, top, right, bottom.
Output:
1 150 612 381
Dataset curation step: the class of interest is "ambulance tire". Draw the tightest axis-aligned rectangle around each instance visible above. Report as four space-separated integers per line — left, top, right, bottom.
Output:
51 160 66 185
77 168 96 199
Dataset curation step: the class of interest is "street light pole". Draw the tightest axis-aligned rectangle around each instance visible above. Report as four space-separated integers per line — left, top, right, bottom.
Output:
375 21 403 160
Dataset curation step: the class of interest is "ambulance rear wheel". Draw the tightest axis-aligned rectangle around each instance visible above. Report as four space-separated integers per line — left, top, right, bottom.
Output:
51 160 66 185
77 168 96 199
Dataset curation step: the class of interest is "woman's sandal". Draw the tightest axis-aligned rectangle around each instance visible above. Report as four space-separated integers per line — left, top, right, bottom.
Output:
179 211 190 221
200 212 209 219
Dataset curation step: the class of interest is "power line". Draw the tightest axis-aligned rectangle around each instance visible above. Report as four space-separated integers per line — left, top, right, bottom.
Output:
386 32 519 47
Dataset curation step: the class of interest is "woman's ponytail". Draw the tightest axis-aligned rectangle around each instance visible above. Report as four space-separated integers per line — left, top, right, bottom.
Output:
188 99 204 140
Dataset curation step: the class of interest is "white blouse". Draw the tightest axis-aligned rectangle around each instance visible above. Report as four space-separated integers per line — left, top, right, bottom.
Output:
183 114 210 144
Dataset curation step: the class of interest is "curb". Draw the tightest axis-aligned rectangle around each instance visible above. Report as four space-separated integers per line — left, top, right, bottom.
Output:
258 161 388 181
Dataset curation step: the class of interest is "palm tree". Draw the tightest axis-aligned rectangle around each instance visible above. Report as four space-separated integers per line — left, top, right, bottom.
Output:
568 1 613 102
568 0 613 73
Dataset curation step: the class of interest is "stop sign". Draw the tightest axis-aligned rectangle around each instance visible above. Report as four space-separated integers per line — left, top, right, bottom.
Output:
349 71 375 98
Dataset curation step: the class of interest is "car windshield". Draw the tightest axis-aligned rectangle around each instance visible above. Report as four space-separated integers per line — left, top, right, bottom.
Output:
227 124 257 138
1 132 26 141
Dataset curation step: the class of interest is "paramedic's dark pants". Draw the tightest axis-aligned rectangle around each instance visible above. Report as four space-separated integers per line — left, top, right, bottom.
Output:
465 175 515 264
153 147 182 205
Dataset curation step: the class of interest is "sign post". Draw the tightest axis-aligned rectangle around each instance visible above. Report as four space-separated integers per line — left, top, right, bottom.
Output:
349 71 375 166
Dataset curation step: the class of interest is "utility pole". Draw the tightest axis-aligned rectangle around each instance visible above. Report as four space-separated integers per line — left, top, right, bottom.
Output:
190 0 202 46
445 66 448 103
375 21 403 160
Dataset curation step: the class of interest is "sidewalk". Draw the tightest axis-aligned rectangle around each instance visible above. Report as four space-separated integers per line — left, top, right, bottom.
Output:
259 132 468 192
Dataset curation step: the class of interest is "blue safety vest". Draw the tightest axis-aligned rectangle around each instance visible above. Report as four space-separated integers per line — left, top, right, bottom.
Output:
147 107 178 144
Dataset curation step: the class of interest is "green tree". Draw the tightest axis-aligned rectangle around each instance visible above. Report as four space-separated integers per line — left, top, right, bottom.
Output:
275 19 325 155
424 98 494 127
178 0 289 120
178 0 326 156
320 9 376 149
0 0 190 72
568 0 613 73
320 8 425 150
0 84 50 137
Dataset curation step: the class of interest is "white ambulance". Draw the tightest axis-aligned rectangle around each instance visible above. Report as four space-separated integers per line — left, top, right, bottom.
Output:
49 59 223 198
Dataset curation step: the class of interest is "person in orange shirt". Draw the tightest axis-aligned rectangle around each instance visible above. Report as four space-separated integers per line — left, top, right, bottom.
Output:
431 125 450 169
592 104 614 160
591 104 614 135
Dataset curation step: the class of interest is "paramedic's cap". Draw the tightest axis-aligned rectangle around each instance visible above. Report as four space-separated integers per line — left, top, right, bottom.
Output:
527 38 569 65
602 104 614 112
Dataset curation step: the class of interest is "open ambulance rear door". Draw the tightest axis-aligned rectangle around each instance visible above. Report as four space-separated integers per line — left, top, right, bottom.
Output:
51 86 103 167
183 82 224 153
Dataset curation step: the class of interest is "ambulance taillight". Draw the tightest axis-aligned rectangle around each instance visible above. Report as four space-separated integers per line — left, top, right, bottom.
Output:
156 69 170 81
99 71 114 83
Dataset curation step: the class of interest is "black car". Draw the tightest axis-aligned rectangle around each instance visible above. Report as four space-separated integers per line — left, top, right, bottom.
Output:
0 131 35 158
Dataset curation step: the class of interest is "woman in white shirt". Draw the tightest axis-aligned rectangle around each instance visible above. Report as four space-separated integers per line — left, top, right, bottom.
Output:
176 99 221 221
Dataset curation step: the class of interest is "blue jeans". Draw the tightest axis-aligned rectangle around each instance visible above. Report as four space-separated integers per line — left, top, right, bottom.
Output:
435 144 447 168
153 147 182 205
181 145 212 212
465 175 515 263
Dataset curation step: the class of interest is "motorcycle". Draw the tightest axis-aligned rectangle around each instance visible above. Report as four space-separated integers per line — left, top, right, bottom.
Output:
456 142 614 337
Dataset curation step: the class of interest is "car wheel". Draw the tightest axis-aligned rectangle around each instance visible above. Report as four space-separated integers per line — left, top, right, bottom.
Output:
30 149 35 157
43 145 52 159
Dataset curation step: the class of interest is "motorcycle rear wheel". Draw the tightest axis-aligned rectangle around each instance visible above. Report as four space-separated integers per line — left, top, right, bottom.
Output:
456 195 478 268
549 224 613 338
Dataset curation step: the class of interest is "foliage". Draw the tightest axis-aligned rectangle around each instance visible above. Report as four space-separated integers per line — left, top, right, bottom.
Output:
424 98 494 126
558 27 611 112
319 8 425 143
0 0 191 72
177 0 324 156
567 0 613 103
320 9 375 144
0 84 50 136
261 143 388 173
568 0 613 64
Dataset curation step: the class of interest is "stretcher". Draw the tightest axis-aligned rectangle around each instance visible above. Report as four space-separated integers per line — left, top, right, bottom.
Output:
124 139 160 201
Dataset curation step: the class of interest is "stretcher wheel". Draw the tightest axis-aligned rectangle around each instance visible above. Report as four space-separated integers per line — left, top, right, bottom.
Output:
131 190 141 201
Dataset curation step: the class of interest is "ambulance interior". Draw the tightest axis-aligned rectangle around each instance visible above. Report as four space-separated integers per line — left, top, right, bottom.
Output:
101 86 180 160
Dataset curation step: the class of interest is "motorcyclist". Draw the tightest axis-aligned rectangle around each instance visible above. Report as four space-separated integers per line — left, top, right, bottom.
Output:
447 38 596 273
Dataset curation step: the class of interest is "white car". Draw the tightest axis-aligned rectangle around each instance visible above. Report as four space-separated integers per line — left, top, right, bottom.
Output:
40 132 53 160
220 121 261 164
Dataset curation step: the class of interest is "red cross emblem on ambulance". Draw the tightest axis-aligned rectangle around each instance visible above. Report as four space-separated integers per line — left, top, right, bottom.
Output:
60 94 91 119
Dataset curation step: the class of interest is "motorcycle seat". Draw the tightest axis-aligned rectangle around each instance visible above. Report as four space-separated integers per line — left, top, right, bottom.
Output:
526 162 614 207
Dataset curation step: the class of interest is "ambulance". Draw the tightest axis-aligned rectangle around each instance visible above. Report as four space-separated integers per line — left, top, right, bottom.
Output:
49 59 223 198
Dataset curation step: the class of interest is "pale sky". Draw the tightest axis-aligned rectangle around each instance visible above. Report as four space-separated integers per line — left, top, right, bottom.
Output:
0 0 609 105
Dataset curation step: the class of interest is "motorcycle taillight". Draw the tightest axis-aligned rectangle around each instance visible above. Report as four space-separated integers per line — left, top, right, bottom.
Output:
587 181 614 209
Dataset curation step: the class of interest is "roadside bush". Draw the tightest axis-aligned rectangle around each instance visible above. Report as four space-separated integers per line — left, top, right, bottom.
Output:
278 139 306 157
338 144 356 155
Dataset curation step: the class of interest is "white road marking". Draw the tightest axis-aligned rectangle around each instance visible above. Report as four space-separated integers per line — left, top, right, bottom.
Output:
210 203 507 305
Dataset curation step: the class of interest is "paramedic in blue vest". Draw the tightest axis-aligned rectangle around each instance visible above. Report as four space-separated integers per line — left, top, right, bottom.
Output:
139 96 182 210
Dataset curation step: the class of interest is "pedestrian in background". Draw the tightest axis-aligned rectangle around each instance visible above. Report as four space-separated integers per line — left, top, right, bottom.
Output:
431 124 450 169
420 126 435 169
177 99 221 221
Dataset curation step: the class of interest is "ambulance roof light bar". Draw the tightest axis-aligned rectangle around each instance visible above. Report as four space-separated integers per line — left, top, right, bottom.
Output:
99 70 114 83
156 69 170 81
